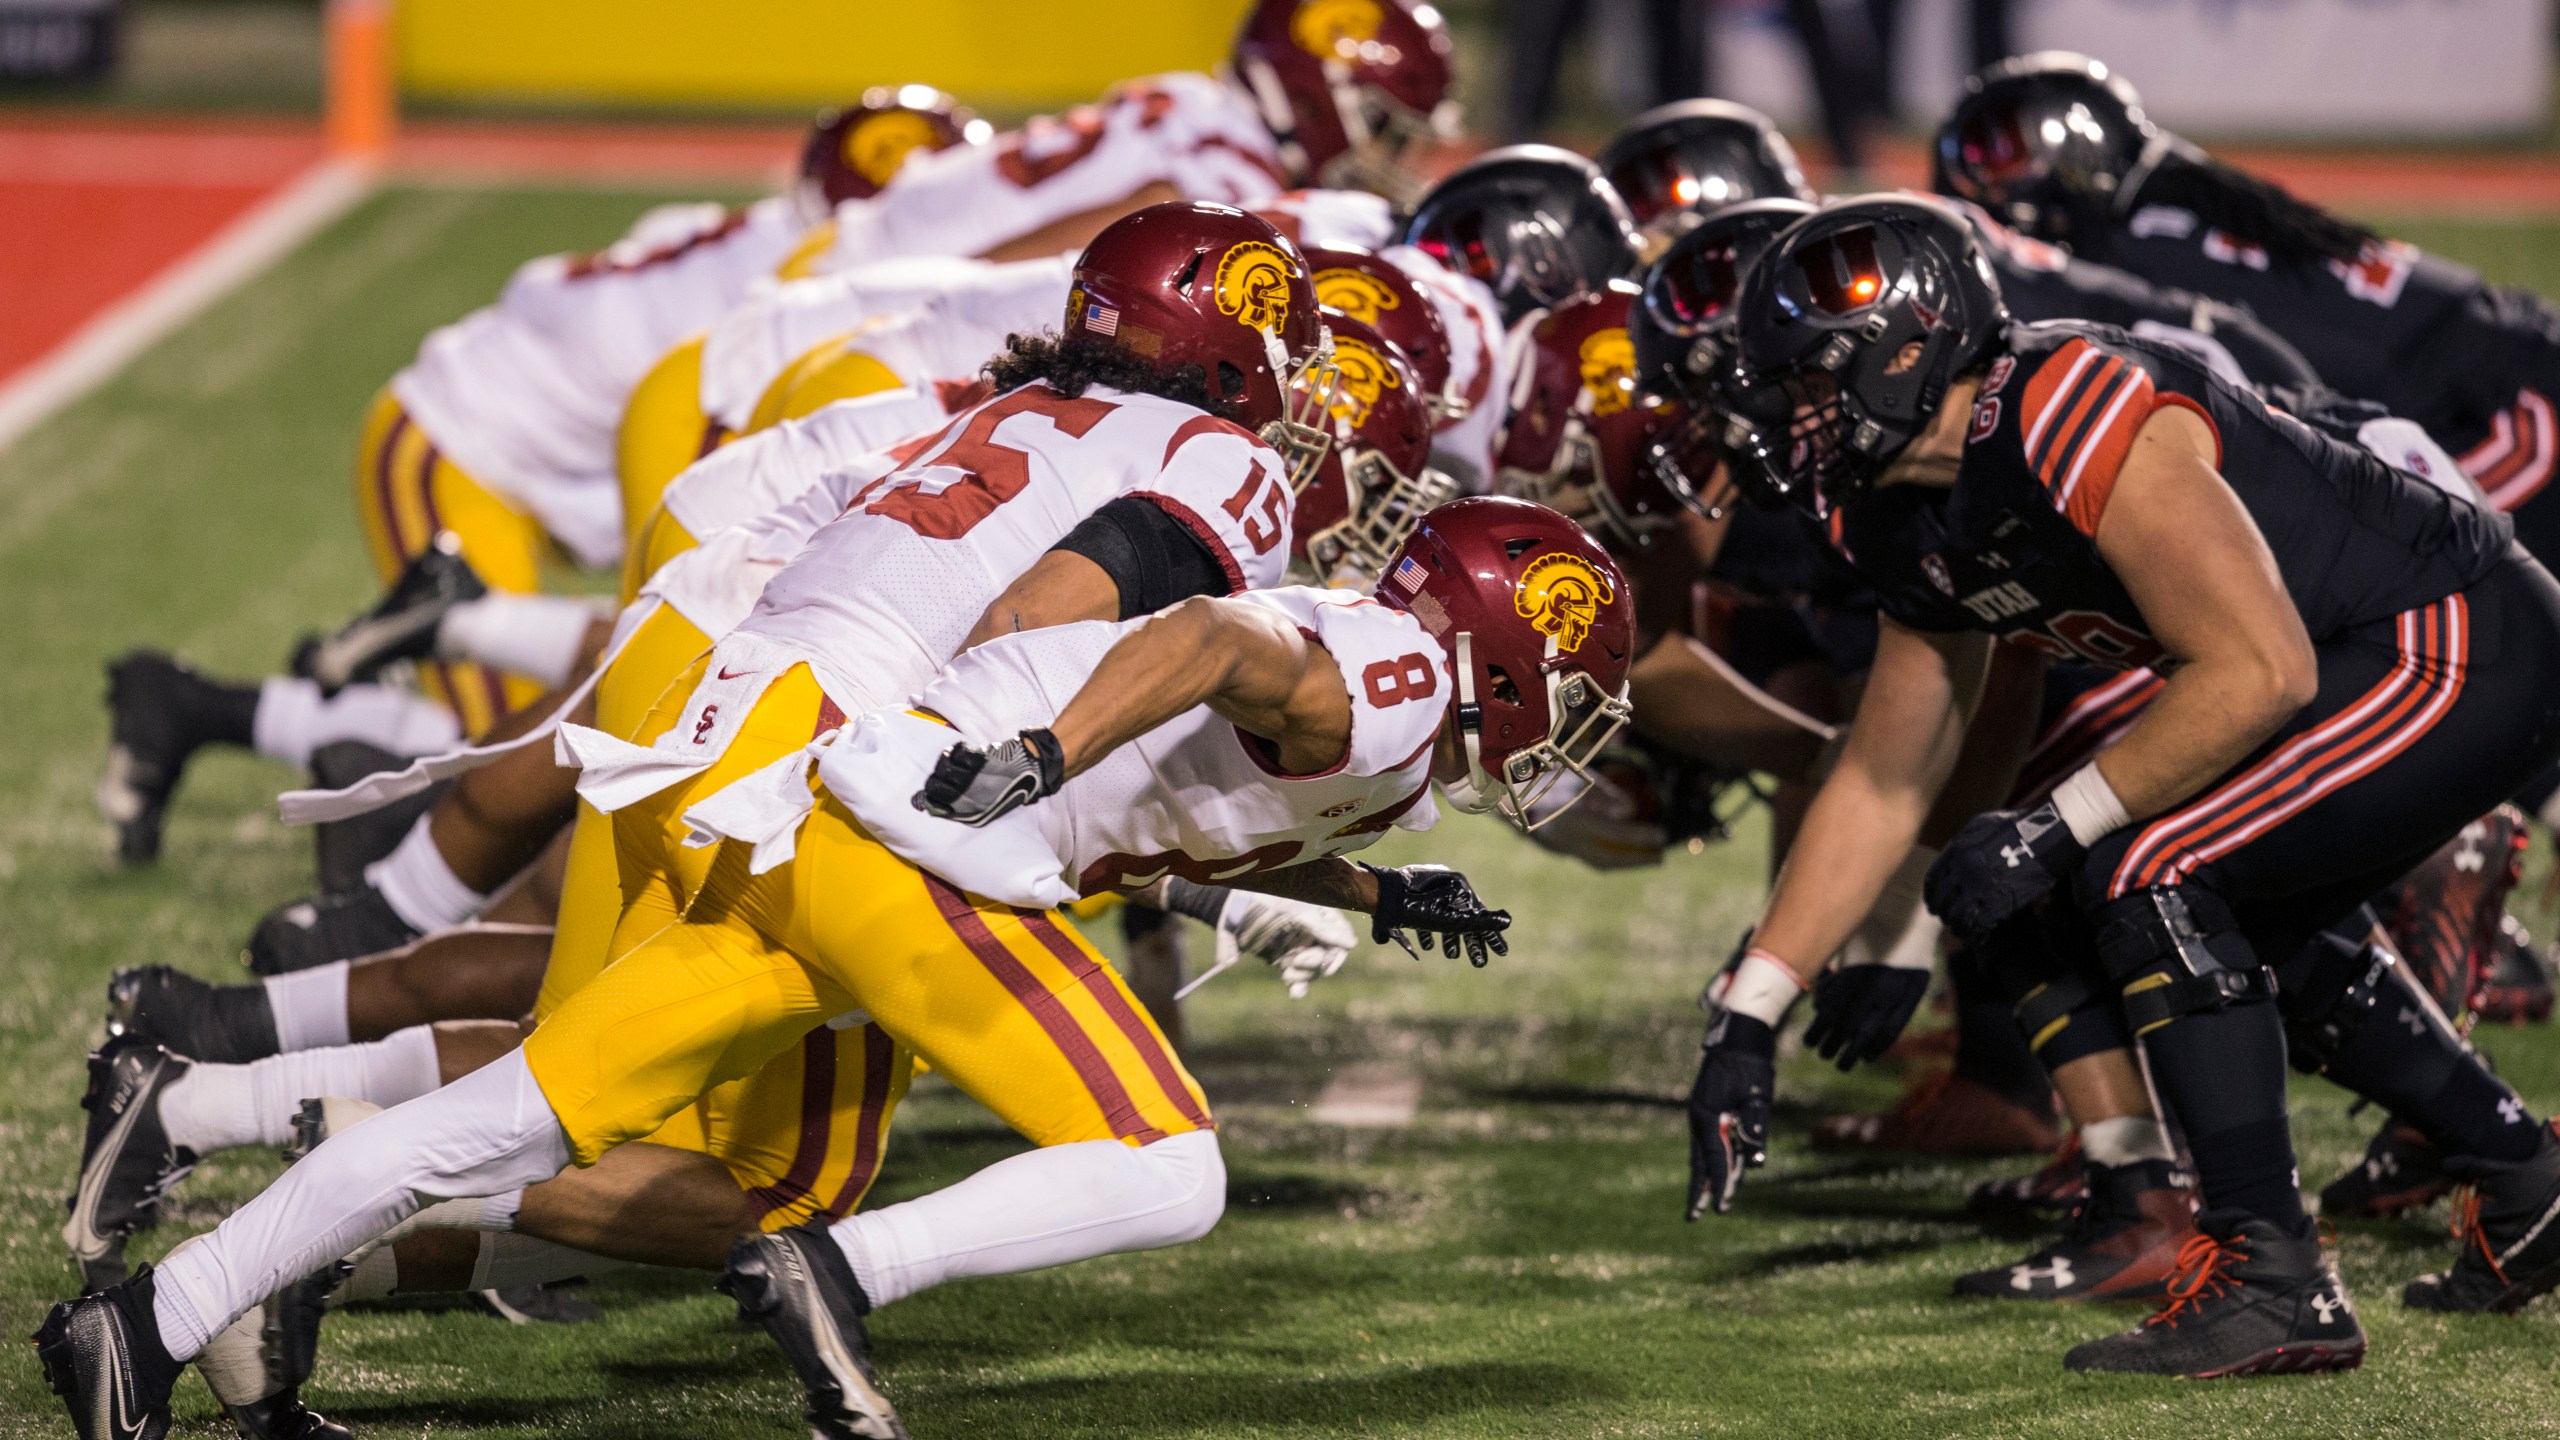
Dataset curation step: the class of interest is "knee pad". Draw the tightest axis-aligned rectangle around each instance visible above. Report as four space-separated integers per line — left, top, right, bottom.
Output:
1136 1129 1227 1247
2012 974 2132 1068
2094 886 2277 1038
2276 928 2398 1075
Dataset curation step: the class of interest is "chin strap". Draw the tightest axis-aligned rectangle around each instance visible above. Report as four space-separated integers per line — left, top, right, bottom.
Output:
1445 630 1497 814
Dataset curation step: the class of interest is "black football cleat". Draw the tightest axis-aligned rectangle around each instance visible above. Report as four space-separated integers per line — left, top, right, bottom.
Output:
63 1036 197 1291
244 888 418 975
1956 1159 2197 1302
2064 1210 2366 1378
32 1263 186 1440
107 965 281 1064
721 1225 907 1440
1968 1134 2091 1230
98 652 256 865
294 531 484 696
2404 1121 2560 1314
194 1251 353 1440
2317 1118 2450 1220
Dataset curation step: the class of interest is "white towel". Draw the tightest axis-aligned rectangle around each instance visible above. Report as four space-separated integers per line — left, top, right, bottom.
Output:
816 709 1075 911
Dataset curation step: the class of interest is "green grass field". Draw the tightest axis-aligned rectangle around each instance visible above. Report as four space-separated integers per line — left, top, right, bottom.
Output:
5 186 2560 1438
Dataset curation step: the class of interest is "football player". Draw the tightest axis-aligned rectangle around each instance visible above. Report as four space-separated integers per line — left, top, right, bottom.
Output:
1400 145 1645 329
1597 98 1815 258
1672 198 2560 1376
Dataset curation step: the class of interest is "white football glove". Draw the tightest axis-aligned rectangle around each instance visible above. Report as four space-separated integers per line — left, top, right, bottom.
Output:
1217 891 1358 999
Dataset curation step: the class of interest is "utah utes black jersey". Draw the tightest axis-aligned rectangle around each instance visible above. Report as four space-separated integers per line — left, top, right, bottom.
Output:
1956 201 2320 392
2066 193 2532 450
1829 323 2513 667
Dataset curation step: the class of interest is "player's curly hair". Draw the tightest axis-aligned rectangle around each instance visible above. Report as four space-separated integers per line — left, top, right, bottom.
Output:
2134 151 2376 268
983 332 1242 420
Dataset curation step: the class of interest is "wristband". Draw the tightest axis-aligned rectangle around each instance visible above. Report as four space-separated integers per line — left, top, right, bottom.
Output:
2051 763 2131 846
1720 948 1807 1026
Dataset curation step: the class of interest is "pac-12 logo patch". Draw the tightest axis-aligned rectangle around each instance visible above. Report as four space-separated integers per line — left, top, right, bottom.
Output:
1577 327 1637 418
1513 551 1615 653
1314 266 1399 328
1291 0 1385 60
1215 241 1296 335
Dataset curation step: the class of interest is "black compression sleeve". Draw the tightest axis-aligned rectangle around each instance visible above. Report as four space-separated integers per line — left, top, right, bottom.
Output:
1052 496 1234 619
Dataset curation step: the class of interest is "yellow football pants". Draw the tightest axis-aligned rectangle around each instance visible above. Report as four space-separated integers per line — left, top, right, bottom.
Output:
521 659 1211 1179
354 390 550 737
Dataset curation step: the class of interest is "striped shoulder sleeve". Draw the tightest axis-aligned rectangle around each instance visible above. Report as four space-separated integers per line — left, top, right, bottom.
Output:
2018 337 2156 538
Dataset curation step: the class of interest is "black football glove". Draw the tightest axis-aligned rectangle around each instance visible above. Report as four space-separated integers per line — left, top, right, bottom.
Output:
1362 863 1511 966
1924 801 2083 944
1685 1010 1776 1219
1805 964 1932 1072
912 728 1067 827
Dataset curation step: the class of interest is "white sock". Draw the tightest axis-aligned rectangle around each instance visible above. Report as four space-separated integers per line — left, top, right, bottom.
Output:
251 677 463 770
151 1048 571 1360
828 1130 1223 1308
2082 1115 2176 1168
435 594 604 689
468 1233 628 1290
158 1026 443 1155
364 816 488 933
264 961 351 1052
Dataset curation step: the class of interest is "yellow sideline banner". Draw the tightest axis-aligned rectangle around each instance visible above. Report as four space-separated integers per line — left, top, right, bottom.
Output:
399 0 1257 112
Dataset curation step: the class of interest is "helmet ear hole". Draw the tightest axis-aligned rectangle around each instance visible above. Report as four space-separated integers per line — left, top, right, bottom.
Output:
1503 536 1539 560
1484 664 1523 707
1218 361 1247 398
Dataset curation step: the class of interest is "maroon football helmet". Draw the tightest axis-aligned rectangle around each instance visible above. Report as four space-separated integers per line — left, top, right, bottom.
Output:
1069 201 1340 489
1494 281 1683 550
1230 0 1458 203
1303 244 1458 423
799 86 987 210
1293 313 1451 583
1374 495 1636 828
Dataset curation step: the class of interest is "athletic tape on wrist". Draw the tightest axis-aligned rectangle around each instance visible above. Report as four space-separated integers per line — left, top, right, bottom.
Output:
1721 949 1806 1026
2050 763 2131 847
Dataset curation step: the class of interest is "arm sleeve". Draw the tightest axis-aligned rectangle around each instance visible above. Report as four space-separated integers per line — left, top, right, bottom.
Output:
1052 496 1238 618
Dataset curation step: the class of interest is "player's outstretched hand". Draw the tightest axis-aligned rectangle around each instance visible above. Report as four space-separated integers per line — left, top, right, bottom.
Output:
913 727 1066 827
1924 801 2083 943
1218 892 1359 998
1361 863 1510 966
1686 1011 1776 1219
1805 964 1931 1072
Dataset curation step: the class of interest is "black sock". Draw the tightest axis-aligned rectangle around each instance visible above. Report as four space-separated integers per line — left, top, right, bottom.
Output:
2143 1001 2305 1232
186 671 260 749
1947 946 2053 1107
2322 967 2540 1163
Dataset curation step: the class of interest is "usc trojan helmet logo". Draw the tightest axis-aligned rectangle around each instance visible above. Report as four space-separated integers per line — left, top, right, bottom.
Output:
1313 267 1401 329
1290 0 1386 60
1215 241 1297 335
844 110 946 188
1513 552 1615 654
1576 326 1637 418
1325 332 1401 428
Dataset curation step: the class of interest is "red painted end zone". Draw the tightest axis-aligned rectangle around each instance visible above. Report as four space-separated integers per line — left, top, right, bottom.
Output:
0 119 324 385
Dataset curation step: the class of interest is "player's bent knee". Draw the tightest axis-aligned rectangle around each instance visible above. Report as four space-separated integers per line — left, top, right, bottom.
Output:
2011 974 2130 1069
1131 1128 1226 1249
374 1049 575 1201
2092 886 2277 1038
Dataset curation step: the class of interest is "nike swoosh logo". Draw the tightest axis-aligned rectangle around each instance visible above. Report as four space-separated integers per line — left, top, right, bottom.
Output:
717 666 753 680
313 609 442 686
63 1054 159 1260
89 1301 145 1440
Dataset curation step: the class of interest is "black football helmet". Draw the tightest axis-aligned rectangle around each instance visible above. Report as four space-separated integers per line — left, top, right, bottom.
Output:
1629 199 1813 518
1399 145 1644 326
1600 100 1814 242
1708 196 2009 518
1933 52 2164 250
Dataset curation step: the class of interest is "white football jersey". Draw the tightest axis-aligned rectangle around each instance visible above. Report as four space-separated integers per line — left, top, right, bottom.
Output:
697 254 1074 432
873 587 1446 898
809 73 1285 273
1255 188 1398 251
737 382 1299 713
1383 246 1510 490
391 196 812 568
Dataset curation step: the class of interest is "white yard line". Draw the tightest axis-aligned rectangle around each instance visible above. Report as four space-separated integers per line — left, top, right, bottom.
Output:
0 157 374 458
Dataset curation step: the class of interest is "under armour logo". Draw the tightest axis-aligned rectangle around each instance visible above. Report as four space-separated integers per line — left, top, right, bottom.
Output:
691 704 720 745
2456 835 2486 872
2011 1257 2074 1291
2000 842 2033 869
2309 1290 2343 1325
2368 1152 2400 1179
2400 1006 2426 1036
2500 1097 2526 1125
